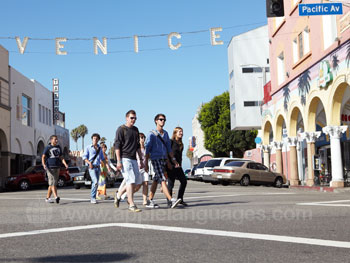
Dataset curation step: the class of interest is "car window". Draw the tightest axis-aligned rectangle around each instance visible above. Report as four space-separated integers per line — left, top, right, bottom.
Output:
225 161 245 167
197 161 207 168
257 163 268 171
247 163 259 170
24 166 36 174
68 168 80 173
204 159 222 167
34 166 45 173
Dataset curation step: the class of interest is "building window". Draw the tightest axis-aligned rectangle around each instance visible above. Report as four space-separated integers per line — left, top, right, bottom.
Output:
231 103 235 111
49 110 51 126
45 108 49 125
39 104 42 123
242 67 270 73
244 101 262 107
277 52 285 85
298 32 303 59
274 17 285 30
22 95 31 126
303 27 310 54
323 15 337 50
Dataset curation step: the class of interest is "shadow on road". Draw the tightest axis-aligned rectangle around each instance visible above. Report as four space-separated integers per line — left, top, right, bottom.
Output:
0 252 135 262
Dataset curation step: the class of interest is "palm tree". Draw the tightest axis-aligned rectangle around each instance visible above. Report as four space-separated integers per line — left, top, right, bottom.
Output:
70 128 80 151
297 70 311 105
100 137 107 143
331 52 339 73
346 42 350 67
78 124 88 150
283 84 290 111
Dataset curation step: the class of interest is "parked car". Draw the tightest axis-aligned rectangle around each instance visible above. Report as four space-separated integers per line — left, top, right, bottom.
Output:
211 160 286 187
5 165 71 191
68 166 85 182
73 166 122 189
202 157 248 184
187 164 198 180
194 161 207 181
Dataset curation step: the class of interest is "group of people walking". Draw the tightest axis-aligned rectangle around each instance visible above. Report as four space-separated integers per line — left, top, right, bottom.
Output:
42 110 188 212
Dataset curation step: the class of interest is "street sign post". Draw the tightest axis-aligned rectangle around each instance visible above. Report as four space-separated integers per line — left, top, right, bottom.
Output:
299 3 343 16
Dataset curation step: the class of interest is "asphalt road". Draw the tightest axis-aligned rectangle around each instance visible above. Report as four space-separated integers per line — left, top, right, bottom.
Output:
0 181 350 263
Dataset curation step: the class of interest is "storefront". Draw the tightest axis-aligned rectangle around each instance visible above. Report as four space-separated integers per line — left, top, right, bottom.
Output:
261 40 350 188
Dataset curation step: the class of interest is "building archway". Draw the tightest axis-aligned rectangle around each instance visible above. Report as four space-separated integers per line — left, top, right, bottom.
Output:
37 140 45 164
0 129 10 190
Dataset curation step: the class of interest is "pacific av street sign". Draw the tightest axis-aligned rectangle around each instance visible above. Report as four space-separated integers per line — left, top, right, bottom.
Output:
299 3 343 16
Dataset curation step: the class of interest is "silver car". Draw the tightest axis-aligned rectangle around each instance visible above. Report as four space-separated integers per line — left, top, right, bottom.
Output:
211 160 286 188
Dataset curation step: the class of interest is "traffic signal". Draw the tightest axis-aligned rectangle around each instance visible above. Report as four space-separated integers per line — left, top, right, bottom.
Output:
266 0 285 17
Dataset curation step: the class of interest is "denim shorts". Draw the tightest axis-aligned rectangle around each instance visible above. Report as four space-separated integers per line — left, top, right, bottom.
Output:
121 158 142 185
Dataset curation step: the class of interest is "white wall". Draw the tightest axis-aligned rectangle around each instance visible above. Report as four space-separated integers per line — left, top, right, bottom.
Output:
191 106 212 164
10 67 35 156
228 25 270 130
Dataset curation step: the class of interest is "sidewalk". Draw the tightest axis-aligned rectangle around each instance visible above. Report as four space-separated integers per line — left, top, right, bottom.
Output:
289 185 350 193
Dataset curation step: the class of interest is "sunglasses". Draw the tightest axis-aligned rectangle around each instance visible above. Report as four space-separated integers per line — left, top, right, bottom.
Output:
158 118 166 122
130 117 137 120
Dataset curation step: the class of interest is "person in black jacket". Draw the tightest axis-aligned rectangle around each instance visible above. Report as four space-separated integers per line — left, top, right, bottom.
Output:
167 127 188 206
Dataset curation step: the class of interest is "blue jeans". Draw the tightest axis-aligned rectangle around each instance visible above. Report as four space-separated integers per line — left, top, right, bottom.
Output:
89 167 100 199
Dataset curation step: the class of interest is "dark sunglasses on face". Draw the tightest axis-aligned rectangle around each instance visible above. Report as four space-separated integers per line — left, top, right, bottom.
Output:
130 117 137 120
158 118 166 122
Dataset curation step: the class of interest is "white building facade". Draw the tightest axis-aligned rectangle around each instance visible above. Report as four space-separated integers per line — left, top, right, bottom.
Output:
191 106 213 165
228 25 270 130
10 67 36 173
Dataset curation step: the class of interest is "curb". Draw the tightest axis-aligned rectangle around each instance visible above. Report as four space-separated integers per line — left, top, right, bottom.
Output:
289 185 350 193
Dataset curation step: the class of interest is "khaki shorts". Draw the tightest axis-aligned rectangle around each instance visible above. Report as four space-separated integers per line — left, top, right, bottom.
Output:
47 168 60 186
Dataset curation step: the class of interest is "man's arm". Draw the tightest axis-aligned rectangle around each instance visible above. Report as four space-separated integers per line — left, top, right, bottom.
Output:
115 149 122 170
144 153 150 173
61 157 68 169
136 148 144 169
41 154 47 170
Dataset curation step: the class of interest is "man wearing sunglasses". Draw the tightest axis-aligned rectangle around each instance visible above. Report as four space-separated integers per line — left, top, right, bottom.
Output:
145 113 181 209
114 110 144 212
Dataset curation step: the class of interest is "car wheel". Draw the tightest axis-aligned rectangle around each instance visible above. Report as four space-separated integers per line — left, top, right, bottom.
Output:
240 175 250 186
274 177 283 188
211 182 218 185
221 181 229 186
19 180 30 191
74 185 80 189
57 177 65 187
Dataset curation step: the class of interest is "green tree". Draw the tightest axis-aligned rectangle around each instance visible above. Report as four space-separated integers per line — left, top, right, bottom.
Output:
70 128 80 151
78 124 88 150
198 91 257 157
100 137 107 143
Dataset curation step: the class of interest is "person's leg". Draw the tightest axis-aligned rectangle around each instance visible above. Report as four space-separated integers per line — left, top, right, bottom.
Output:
90 168 99 201
116 179 127 199
167 171 176 200
148 180 158 200
52 186 58 198
142 181 148 205
176 168 187 201
46 186 52 199
126 183 135 206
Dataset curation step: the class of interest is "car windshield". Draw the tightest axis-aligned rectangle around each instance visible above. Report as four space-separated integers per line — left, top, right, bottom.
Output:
204 159 222 168
197 162 207 168
225 161 245 167
24 166 36 174
68 168 80 173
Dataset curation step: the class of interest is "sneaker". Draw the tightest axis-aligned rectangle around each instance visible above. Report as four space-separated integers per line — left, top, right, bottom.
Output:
167 199 172 208
128 205 141 212
146 199 159 208
45 198 54 203
91 199 97 204
171 198 182 209
114 193 121 208
55 197 60 204
180 201 188 206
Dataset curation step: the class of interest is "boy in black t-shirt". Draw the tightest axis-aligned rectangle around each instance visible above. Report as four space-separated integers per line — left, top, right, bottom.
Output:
42 135 68 204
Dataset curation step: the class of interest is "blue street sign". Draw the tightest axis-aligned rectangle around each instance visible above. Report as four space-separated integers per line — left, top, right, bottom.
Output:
299 3 343 16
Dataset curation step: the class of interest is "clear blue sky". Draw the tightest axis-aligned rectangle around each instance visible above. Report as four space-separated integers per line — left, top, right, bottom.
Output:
1 0 267 169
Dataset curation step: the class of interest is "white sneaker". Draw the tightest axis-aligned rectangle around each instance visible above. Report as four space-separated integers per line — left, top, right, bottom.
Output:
145 200 159 208
45 198 54 203
171 198 182 209
91 199 97 204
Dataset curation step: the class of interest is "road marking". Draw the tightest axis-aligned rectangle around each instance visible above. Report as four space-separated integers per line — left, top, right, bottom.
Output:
0 192 294 202
297 200 350 207
1 222 350 248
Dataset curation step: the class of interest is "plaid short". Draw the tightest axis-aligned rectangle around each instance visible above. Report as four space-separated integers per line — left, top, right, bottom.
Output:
151 159 167 183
